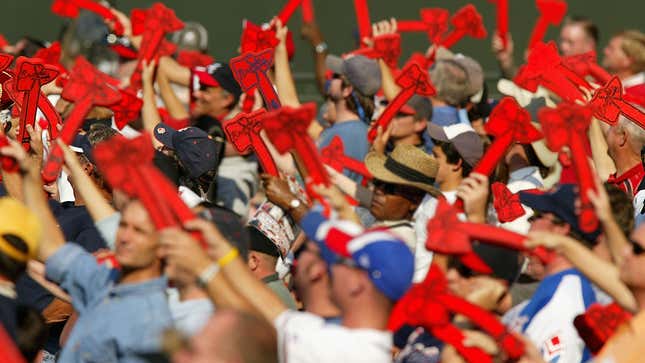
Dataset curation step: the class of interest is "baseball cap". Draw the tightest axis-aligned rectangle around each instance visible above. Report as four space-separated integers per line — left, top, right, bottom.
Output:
449 243 521 284
0 198 41 263
430 47 484 106
154 123 220 178
326 54 381 96
247 201 299 258
247 226 280 258
397 95 433 120
519 184 602 244
301 212 414 301
427 122 483 167
192 62 242 102
70 134 94 164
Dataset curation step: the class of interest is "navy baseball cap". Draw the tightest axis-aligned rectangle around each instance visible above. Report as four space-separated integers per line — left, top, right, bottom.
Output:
153 123 220 179
193 62 242 102
519 184 602 243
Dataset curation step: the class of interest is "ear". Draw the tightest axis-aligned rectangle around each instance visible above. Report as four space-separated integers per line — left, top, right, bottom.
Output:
247 253 258 271
348 270 368 297
451 158 463 172
308 262 327 283
413 119 428 133
341 85 353 99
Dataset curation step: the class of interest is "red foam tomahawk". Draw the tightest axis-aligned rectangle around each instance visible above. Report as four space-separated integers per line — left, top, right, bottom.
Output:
277 0 305 25
177 50 214 69
301 0 315 23
14 57 59 149
527 0 567 49
397 8 450 45
488 0 509 49
561 50 612 86
230 49 281 111
514 41 589 103
538 103 598 232
590 76 645 130
439 4 487 49
33 41 66 77
388 264 525 363
224 109 279 176
0 136 18 173
112 89 143 130
93 134 205 247
426 198 552 274
320 136 372 181
492 183 527 223
262 103 329 193
42 57 121 184
367 62 436 143
352 33 401 70
128 3 184 90
353 0 372 47
51 0 125 36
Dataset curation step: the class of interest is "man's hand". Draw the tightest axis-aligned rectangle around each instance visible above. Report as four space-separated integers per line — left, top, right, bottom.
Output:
462 276 508 311
372 18 397 37
491 32 514 68
456 173 489 223
587 174 612 224
158 227 213 276
261 173 298 211
300 22 323 45
141 59 157 87
0 136 38 178
525 230 566 251
371 124 392 156
272 18 288 49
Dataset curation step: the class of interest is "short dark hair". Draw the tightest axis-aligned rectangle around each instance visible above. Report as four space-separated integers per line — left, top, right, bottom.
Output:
340 76 375 122
433 139 472 177
0 234 28 281
564 16 600 44
87 123 117 145
605 183 634 237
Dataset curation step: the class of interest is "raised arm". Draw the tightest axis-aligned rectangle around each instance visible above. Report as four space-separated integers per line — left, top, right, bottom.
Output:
140 60 164 150
158 56 192 87
301 21 328 95
273 19 300 107
156 63 190 120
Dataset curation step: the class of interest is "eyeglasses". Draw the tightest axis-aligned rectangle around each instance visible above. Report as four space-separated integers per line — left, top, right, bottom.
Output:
631 239 645 256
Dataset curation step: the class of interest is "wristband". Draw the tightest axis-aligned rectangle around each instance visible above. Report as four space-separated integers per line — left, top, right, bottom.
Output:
217 248 239 268
196 262 220 289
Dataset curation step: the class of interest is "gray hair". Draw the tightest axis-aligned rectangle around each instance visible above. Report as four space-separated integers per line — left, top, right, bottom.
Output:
617 114 645 154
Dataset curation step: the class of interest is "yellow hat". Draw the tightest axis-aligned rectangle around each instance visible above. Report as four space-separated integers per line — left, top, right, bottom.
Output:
0 198 41 262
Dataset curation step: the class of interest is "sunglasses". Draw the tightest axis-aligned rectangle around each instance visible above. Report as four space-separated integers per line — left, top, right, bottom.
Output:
631 239 645 256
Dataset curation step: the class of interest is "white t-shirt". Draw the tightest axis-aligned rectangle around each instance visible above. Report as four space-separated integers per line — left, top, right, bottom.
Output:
274 310 392 363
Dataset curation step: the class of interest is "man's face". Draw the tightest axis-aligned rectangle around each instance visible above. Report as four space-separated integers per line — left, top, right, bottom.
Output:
603 36 631 73
292 242 327 295
114 200 160 270
327 78 345 102
526 211 569 280
619 224 645 288
369 180 418 221
604 125 624 161
390 114 425 140
432 145 455 185
329 263 362 308
192 86 231 118
559 24 595 56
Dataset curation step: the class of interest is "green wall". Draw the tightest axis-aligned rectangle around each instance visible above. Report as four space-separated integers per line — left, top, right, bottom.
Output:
4 0 645 100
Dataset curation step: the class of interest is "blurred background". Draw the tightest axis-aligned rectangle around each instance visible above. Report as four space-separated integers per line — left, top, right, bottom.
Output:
3 0 645 100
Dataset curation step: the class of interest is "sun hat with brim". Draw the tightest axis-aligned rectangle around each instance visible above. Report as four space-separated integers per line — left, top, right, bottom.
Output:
0 198 41 262
365 144 440 197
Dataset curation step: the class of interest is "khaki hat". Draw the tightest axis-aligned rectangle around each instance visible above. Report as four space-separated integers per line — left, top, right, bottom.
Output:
365 145 440 196
326 54 382 96
0 198 41 262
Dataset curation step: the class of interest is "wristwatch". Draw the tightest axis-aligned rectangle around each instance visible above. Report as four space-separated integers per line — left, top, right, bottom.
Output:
288 198 302 211
314 42 328 54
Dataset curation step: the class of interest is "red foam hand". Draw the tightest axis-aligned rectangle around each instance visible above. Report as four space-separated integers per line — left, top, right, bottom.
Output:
320 136 372 180
492 182 526 223
474 97 542 177
14 57 59 148
426 198 551 274
51 0 124 36
573 303 632 355
398 8 450 45
561 51 612 85
263 103 328 188
538 103 598 232
367 63 436 142
277 0 304 25
440 4 487 49
177 50 214 69
352 33 401 70
0 136 18 172
230 49 281 111
129 3 184 90
590 76 645 130
33 41 66 75
42 57 121 184
224 109 279 176
487 0 509 49
301 0 315 23
514 41 586 103
388 265 524 363
240 21 279 54
353 0 372 47
528 0 567 49
112 89 143 130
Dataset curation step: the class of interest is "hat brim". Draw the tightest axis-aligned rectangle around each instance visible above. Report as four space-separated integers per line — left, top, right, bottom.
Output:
193 68 219 88
426 123 449 142
325 55 344 75
365 152 440 196
153 123 177 148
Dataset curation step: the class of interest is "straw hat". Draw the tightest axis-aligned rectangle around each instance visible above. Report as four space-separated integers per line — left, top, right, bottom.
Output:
365 145 440 196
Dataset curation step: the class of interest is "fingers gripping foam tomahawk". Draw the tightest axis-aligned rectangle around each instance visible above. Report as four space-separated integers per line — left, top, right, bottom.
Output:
397 8 450 45
112 88 143 130
14 57 59 149
367 62 436 143
388 264 525 363
224 109 279 176
590 76 645 130
41 57 122 184
527 0 568 49
51 0 125 35
352 34 402 70
93 133 206 247
320 136 372 181
426 198 552 273
538 103 598 232
439 4 487 49
230 49 281 111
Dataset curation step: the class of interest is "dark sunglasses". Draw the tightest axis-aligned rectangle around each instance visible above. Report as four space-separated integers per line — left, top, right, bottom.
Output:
447 257 475 278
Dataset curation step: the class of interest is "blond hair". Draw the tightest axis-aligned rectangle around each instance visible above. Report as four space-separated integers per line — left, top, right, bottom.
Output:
619 30 645 74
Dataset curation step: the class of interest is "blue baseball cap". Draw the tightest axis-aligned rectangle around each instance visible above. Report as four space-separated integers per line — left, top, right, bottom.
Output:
154 122 220 179
519 184 602 244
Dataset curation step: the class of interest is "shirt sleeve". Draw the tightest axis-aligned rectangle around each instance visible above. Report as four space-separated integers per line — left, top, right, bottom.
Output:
94 212 121 251
45 243 114 314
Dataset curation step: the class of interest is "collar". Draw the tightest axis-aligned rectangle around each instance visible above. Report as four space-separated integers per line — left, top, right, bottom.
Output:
110 276 168 298
623 72 645 88
608 163 645 195
262 273 280 284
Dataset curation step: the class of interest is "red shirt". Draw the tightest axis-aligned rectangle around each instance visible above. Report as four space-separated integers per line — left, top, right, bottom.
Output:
607 163 645 197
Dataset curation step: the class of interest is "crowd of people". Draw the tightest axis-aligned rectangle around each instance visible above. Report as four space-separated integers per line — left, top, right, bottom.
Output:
0 1 645 362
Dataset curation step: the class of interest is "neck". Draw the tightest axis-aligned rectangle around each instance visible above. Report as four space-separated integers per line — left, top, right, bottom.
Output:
614 152 641 176
545 257 573 276
440 175 462 192
178 284 208 302
334 101 359 124
301 285 341 318
119 266 161 285
342 300 390 330
633 288 645 311
616 70 637 82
